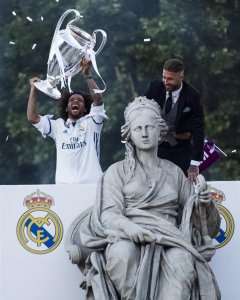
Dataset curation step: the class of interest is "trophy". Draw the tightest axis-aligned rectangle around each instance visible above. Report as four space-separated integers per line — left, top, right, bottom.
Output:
34 9 107 99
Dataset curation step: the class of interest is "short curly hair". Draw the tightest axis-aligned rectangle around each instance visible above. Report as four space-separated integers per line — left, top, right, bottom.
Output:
58 89 93 121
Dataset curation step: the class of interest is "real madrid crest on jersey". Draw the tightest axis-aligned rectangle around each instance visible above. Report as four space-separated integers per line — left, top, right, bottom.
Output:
16 189 63 254
209 185 235 249
79 123 85 133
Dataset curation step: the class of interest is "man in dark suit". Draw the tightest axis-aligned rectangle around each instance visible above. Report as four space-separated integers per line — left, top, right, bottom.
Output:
144 58 204 181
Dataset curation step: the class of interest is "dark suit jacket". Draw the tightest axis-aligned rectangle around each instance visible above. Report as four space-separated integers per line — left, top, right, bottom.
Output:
144 80 204 161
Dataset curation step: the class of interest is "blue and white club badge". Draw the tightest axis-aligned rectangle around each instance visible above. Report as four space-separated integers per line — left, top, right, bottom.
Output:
209 185 235 249
16 189 63 254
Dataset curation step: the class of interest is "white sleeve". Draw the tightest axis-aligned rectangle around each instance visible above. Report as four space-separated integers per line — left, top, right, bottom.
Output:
87 104 108 124
33 115 56 139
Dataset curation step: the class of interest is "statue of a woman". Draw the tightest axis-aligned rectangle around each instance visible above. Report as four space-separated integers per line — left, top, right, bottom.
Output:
67 97 221 300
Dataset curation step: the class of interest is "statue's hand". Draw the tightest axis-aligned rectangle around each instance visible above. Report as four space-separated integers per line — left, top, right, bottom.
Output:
199 189 211 204
194 174 211 205
122 223 155 243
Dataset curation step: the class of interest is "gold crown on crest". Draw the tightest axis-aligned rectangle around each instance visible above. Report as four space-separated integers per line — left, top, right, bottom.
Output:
209 186 225 204
24 189 55 209
124 96 161 121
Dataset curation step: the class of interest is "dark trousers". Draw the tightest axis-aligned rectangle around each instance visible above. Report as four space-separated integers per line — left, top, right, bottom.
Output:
158 142 192 176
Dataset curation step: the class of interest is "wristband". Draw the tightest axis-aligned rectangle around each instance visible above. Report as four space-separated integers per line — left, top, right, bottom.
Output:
84 74 92 79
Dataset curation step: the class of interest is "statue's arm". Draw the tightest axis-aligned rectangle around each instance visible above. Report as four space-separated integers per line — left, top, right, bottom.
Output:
100 174 130 231
195 174 221 238
178 172 220 239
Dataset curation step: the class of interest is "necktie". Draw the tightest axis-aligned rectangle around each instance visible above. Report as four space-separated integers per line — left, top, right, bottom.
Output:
165 91 172 114
72 121 76 127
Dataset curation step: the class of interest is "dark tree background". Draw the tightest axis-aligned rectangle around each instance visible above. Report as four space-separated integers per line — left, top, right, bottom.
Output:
0 0 240 184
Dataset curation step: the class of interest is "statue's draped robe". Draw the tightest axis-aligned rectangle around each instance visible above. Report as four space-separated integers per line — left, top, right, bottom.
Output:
79 159 221 300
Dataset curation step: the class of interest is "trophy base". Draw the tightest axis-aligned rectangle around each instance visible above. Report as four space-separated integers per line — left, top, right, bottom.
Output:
34 80 62 99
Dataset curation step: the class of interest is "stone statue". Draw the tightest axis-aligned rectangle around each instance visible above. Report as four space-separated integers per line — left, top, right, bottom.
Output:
65 97 221 299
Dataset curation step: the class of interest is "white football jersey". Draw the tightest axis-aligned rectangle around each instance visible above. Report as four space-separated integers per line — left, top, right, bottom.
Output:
33 104 107 184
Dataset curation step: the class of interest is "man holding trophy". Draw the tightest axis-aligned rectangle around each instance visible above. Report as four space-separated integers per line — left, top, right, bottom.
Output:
27 9 108 184
27 58 107 184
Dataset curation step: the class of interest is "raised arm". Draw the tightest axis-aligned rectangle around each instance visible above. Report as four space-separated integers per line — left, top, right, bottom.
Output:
80 58 103 106
27 77 41 124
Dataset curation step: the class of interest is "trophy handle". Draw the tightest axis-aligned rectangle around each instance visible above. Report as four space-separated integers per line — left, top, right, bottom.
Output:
92 29 107 56
48 9 82 62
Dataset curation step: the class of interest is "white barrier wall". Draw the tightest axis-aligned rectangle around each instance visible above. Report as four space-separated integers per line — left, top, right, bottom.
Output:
0 184 97 300
0 182 239 300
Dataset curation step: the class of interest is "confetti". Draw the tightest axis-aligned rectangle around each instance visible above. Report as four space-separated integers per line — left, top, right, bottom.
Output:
12 11 17 16
9 41 15 45
26 16 33 22
144 38 151 42
41 16 44 21
56 0 59 2
121 140 126 144
231 149 237 153
32 43 37 50
6 135 9 142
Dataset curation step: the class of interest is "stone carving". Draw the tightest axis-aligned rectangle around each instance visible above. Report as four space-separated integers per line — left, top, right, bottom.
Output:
65 97 221 299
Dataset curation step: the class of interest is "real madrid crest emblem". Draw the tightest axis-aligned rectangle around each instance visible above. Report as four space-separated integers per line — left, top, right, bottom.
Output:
79 123 85 133
209 185 235 249
16 189 63 254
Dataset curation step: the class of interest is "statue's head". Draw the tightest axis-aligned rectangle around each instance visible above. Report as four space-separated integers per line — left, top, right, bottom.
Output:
121 96 167 145
121 96 168 173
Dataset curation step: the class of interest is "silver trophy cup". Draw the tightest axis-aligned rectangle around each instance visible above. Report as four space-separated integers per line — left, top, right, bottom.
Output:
34 9 107 99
